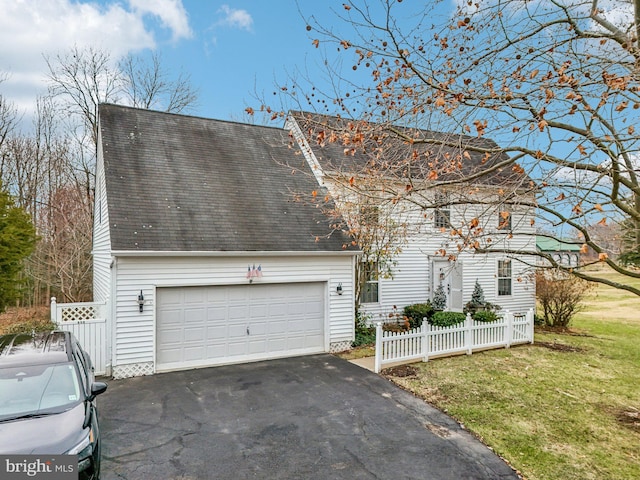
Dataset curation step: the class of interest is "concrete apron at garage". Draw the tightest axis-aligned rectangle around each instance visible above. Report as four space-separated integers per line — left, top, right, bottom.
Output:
99 354 520 480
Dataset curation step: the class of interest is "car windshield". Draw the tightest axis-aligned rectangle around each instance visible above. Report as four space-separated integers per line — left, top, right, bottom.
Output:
0 363 81 421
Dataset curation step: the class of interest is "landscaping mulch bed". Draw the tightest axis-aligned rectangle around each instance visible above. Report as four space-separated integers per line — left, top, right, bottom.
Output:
533 341 585 353
382 364 419 377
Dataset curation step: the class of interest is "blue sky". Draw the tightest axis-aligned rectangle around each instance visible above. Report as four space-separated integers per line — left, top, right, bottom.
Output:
0 0 414 129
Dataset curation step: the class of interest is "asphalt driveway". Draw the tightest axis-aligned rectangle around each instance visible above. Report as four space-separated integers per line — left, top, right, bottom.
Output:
99 354 520 479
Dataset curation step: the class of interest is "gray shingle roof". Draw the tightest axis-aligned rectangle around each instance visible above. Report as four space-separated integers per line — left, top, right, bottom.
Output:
99 104 354 253
289 111 531 188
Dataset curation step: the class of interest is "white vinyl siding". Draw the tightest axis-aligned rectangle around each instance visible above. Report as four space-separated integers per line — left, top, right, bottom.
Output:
360 201 536 320
92 130 112 304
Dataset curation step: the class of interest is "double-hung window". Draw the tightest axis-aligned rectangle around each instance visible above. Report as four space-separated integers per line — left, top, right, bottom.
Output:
434 192 450 229
497 260 512 296
498 208 512 231
359 261 379 304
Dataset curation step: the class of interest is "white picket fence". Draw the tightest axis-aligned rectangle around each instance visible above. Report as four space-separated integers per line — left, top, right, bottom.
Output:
374 309 534 373
50 297 109 376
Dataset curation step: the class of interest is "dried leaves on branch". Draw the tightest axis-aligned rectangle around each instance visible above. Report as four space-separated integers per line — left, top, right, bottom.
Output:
258 0 640 296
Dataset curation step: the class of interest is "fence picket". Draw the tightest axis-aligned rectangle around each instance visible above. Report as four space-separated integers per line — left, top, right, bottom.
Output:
51 297 108 376
374 308 534 373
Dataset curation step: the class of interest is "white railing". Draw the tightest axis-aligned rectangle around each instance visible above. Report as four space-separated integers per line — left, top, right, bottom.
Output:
374 309 534 373
50 297 109 376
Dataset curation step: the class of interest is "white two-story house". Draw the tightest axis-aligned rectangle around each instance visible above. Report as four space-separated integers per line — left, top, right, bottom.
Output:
286 111 537 322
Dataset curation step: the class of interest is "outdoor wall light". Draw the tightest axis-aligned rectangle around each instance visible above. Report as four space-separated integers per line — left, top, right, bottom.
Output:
336 283 343 295
137 290 144 313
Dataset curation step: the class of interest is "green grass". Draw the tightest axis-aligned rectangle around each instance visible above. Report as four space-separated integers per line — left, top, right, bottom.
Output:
383 271 640 480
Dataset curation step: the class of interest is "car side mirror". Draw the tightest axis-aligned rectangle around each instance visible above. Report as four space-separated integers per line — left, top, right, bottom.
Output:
89 381 108 401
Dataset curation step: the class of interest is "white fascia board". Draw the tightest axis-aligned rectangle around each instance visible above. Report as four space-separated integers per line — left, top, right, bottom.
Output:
285 115 325 186
110 250 361 257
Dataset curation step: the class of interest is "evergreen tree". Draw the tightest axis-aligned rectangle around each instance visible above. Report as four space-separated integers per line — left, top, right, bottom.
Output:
432 283 447 311
0 183 37 312
471 280 485 305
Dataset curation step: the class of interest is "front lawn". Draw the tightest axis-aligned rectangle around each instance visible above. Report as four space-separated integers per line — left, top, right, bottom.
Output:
382 271 640 480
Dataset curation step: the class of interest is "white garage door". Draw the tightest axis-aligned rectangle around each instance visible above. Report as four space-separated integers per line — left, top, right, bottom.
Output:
156 282 325 371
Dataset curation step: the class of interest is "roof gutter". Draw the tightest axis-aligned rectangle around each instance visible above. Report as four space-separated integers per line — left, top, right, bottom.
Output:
107 249 361 257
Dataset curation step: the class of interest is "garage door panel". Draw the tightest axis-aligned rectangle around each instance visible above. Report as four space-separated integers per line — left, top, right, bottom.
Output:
267 338 286 351
207 306 227 322
184 327 206 342
183 345 206 361
286 302 307 315
227 341 248 356
304 333 324 348
305 301 323 314
268 320 287 335
183 287 207 304
157 327 181 345
157 283 325 370
158 288 183 306
185 307 206 322
248 339 267 354
159 309 182 325
268 304 287 317
249 305 268 319
206 344 227 358
228 324 247 338
206 325 227 339
228 305 248 320
226 288 249 302
249 322 267 335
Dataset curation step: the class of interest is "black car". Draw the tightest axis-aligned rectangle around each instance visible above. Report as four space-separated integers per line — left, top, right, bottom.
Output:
0 331 107 479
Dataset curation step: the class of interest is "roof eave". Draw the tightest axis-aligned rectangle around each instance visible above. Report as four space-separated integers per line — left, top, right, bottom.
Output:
108 249 361 257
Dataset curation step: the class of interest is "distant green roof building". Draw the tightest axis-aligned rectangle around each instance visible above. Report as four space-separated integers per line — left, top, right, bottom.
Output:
536 237 582 252
536 237 581 267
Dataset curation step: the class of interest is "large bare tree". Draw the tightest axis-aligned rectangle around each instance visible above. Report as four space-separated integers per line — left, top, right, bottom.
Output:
119 52 198 113
32 46 199 302
261 0 640 296
46 46 199 147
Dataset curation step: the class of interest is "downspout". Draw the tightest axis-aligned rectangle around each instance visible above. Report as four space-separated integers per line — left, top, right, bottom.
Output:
107 256 117 378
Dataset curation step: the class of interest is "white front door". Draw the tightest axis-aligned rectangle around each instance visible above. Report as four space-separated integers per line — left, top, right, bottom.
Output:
432 260 463 311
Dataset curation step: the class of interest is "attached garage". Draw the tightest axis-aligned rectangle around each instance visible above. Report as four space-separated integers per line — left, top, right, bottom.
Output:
156 282 326 371
93 105 358 379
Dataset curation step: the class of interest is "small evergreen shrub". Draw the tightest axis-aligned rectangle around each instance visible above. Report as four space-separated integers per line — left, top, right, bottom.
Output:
472 310 498 323
471 279 485 303
464 280 501 317
403 302 434 329
429 311 466 327
432 283 447 311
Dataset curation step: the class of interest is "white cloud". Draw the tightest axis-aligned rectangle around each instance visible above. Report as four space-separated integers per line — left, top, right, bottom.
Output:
129 0 192 41
217 5 253 31
0 0 191 123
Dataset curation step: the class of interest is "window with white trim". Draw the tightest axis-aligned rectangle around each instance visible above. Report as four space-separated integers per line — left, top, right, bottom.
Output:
434 192 450 229
497 208 511 231
498 260 512 296
359 261 379 304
